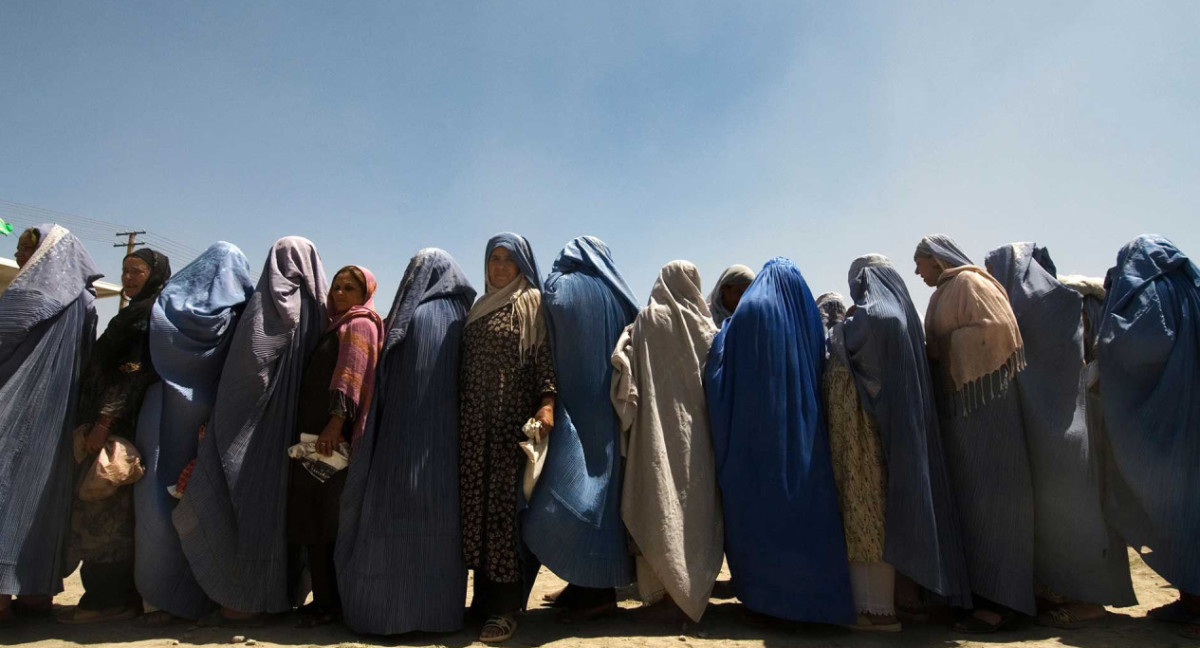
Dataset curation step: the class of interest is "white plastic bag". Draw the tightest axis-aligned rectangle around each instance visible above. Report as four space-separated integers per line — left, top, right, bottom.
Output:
519 418 548 499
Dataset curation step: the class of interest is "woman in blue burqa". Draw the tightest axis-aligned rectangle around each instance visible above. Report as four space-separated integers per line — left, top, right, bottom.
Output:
914 234 1034 633
524 236 639 623
824 254 972 631
1095 235 1200 640
0 225 99 625
984 242 1136 628
173 237 327 626
335 248 477 635
62 246 171 624
704 257 855 625
459 233 557 644
132 242 255 625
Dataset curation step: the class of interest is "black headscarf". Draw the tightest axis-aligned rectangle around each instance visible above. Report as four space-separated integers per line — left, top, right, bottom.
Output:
78 248 172 425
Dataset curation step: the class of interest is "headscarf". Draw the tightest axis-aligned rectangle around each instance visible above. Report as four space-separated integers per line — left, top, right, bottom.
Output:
984 242 1136 606
707 264 755 327
1059 274 1107 362
612 260 723 621
325 265 384 445
815 292 847 333
917 235 1025 415
335 249 476 634
523 236 638 588
833 253 972 606
915 234 973 270
465 232 544 359
0 225 99 596
704 257 854 624
134 242 255 619
173 236 327 614
77 247 172 423
1097 234 1200 593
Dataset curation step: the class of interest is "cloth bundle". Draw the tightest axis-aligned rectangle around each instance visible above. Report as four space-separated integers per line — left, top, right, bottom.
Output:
73 426 145 501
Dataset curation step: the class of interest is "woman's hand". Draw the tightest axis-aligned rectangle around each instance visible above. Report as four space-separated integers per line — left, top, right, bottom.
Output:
316 417 345 457
534 394 555 436
84 421 112 454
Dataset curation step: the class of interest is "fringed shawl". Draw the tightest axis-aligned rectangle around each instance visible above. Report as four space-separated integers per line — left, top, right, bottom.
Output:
326 266 383 445
924 265 1026 416
612 260 722 621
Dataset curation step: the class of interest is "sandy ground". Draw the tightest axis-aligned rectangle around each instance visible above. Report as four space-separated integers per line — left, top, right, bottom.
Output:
2 550 1195 648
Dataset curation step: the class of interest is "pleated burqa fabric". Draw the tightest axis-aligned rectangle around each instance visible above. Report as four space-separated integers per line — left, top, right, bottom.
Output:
836 254 972 607
611 261 723 622
920 237 1035 615
523 236 638 588
704 257 854 624
1097 235 1200 594
336 249 477 634
173 237 327 613
0 225 99 596
134 242 255 619
985 243 1136 606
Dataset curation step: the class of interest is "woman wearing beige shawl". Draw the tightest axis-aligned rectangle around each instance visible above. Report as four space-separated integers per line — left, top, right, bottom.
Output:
914 235 1035 634
611 261 723 622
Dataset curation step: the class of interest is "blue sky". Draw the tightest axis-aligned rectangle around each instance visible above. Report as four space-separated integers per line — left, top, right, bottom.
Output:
2 1 1197 324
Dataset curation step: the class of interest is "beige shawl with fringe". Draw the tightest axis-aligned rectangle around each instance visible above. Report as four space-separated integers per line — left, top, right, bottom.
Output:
465 275 545 359
925 265 1026 415
611 261 723 622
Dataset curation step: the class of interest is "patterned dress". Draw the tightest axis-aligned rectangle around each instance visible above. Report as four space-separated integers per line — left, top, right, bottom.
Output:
823 358 887 563
459 304 556 585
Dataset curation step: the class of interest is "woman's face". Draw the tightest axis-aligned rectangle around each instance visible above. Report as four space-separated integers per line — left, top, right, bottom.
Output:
721 282 749 311
122 257 151 299
914 256 943 287
331 270 367 314
488 246 519 289
14 231 37 268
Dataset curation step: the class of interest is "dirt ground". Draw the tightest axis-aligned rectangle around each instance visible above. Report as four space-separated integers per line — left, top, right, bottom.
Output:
2 550 1195 648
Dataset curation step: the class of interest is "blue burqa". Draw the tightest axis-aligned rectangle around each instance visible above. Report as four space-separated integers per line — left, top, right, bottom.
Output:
336 249 477 634
1097 234 1200 594
985 243 1136 606
523 236 638 588
836 254 972 607
173 237 327 613
0 225 99 596
704 257 854 624
134 242 255 618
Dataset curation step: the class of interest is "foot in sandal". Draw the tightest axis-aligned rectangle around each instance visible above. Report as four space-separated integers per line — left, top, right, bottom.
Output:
480 614 517 643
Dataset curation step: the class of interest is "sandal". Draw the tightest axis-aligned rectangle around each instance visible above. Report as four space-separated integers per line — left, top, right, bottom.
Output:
297 609 341 628
58 604 142 625
542 587 567 606
556 601 617 624
1148 599 1198 624
954 609 1018 634
1037 605 1106 629
480 614 517 643
133 610 189 627
197 608 265 628
845 613 902 633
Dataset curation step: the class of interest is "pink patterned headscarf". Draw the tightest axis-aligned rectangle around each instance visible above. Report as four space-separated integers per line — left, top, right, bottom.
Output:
326 265 384 444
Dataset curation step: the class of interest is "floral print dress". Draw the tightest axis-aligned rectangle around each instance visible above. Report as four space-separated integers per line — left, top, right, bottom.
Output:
823 356 887 563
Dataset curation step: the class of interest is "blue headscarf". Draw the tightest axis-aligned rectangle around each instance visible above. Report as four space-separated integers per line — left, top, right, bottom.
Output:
1098 234 1200 593
134 242 255 618
704 257 854 624
835 254 972 607
0 225 99 597
337 248 477 634
915 234 974 268
173 237 327 614
984 242 1136 606
523 236 639 588
484 232 542 289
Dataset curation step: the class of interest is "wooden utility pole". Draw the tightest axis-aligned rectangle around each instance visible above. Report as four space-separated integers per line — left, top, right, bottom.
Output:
114 230 146 309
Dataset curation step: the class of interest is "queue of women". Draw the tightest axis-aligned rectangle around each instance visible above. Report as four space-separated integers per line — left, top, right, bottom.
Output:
0 224 1197 643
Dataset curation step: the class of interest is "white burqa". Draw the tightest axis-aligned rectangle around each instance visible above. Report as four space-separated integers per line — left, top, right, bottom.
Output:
610 260 724 622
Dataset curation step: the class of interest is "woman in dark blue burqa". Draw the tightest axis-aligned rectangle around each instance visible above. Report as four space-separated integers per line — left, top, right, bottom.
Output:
1096 235 1200 637
704 257 854 625
523 236 638 622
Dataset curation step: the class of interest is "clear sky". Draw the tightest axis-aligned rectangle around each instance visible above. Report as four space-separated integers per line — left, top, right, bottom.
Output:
2 1 1197 325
